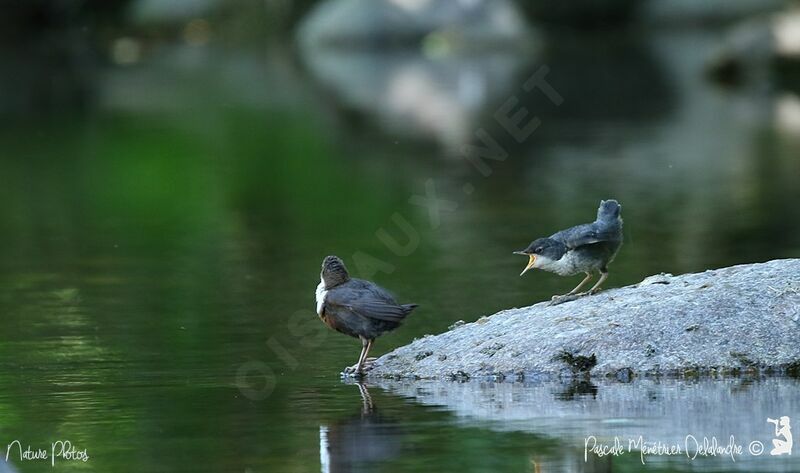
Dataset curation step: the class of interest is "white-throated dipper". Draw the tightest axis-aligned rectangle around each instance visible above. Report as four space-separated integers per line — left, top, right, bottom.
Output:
514 199 623 302
315 255 418 376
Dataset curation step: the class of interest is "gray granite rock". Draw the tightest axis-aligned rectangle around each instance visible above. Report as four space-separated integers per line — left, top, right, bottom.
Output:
366 259 800 380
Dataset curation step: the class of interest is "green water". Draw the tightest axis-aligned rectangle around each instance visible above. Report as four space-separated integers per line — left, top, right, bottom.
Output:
1 10 800 472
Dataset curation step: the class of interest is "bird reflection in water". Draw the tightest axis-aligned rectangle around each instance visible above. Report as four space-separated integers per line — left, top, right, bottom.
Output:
529 379 611 473
319 383 403 473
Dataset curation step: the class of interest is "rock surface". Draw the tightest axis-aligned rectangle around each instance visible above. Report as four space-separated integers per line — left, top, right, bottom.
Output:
366 259 800 380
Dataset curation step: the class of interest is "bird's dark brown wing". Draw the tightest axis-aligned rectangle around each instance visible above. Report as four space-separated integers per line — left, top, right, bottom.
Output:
347 300 413 322
324 280 416 323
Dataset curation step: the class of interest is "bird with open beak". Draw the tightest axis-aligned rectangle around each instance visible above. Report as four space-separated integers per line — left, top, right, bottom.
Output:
515 200 623 302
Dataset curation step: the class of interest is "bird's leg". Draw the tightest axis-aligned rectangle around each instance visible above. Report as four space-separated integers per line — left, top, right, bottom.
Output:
345 339 376 376
586 270 608 294
550 272 593 305
359 340 375 372
568 272 593 295
343 338 369 375
352 338 373 375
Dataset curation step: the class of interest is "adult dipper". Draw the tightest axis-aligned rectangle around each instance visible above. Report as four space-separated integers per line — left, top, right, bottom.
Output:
315 255 418 375
514 199 623 301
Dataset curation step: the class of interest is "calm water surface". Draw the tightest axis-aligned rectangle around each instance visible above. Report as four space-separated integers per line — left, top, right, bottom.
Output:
1 12 799 473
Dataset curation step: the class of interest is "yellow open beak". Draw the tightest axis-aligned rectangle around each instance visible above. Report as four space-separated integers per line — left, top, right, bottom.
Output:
519 254 536 276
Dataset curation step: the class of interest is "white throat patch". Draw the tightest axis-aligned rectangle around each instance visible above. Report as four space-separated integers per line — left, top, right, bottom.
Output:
315 277 327 315
535 252 579 276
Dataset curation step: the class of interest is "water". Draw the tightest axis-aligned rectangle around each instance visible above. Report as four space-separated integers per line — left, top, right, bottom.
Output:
1 4 800 472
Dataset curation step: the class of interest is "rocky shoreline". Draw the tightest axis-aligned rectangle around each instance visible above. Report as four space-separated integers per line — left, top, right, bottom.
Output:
366 259 800 380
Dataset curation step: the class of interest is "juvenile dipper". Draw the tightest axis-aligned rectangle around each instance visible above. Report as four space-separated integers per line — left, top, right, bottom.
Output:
514 199 623 301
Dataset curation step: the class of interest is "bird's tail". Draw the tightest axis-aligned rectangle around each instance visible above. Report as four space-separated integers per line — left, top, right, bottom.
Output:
401 304 419 315
597 199 621 221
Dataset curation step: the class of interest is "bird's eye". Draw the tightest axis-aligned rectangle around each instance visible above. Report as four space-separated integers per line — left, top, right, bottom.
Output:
535 247 542 254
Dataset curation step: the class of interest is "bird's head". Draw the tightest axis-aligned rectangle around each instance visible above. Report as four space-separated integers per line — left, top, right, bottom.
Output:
513 238 566 276
321 255 350 288
597 199 621 221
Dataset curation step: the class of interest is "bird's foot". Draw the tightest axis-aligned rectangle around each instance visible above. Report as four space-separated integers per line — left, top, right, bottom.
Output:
574 287 603 297
357 358 378 371
341 364 363 376
549 287 606 306
548 293 584 306
341 359 377 377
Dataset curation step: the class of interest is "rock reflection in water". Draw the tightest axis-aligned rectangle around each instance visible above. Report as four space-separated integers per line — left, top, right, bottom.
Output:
372 377 800 472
